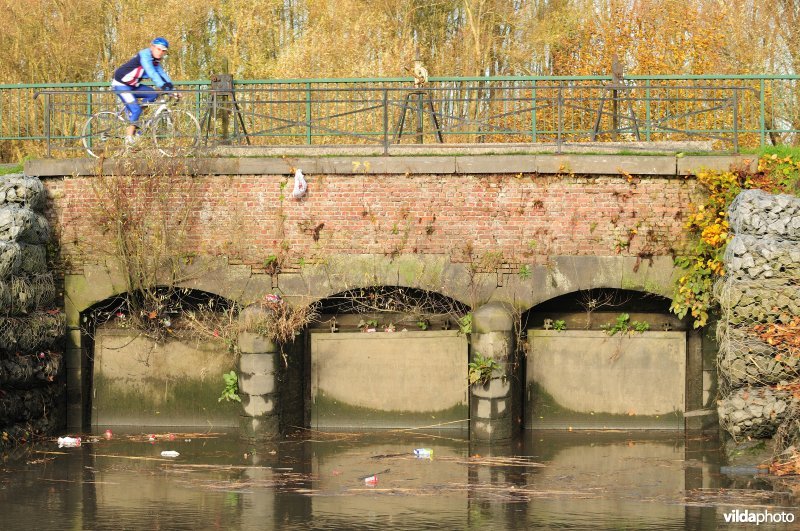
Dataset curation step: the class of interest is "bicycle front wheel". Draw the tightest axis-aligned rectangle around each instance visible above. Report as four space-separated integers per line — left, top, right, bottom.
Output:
152 109 201 157
82 111 127 158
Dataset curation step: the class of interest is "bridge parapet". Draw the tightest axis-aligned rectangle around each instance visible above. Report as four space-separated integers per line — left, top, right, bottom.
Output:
27 152 755 178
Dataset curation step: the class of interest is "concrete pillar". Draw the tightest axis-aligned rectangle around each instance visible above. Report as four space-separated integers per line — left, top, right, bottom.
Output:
65 319 83 429
237 306 281 441
64 286 84 429
469 302 518 442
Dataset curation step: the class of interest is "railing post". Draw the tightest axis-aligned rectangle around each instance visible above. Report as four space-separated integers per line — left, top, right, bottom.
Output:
759 78 766 148
85 88 93 156
531 83 537 143
44 93 52 158
305 82 312 145
645 79 651 142
557 84 564 153
416 91 424 144
383 88 389 155
733 90 739 153
86 87 93 131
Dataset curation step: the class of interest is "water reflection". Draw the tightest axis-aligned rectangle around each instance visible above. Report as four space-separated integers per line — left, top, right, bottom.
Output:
0 429 796 530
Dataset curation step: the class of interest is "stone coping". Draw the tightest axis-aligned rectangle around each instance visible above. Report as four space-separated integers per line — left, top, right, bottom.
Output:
25 153 756 177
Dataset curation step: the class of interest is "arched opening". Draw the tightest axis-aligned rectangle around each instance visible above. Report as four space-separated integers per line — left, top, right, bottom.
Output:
313 285 471 332
304 286 471 429
523 288 679 332
521 288 690 430
80 287 238 428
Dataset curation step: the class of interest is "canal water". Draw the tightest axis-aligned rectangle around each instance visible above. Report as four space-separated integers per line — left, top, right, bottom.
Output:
0 428 796 530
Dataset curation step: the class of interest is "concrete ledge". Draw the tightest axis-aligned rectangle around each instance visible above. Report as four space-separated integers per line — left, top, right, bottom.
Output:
26 158 98 177
320 156 457 174
455 156 536 174
535 155 676 175
27 153 749 177
212 141 712 158
677 155 757 175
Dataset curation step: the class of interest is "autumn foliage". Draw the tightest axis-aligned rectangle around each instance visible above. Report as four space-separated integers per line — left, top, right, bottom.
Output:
672 151 800 328
0 0 797 84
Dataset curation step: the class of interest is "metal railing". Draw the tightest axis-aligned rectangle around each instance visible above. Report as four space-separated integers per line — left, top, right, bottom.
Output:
3 75 799 155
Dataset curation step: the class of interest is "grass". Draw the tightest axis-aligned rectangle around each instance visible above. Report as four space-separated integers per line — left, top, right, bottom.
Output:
0 163 23 175
758 145 800 158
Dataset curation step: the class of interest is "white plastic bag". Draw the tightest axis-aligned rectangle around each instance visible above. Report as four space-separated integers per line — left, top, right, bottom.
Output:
291 169 307 199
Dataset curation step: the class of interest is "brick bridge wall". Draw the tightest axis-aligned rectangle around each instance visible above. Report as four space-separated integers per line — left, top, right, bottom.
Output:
27 153 754 427
44 164 700 279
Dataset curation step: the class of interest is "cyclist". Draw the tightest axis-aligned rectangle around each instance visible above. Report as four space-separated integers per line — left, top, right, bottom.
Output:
112 37 179 145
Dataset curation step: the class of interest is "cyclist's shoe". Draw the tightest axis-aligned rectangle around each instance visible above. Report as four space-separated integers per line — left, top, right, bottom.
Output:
124 135 141 152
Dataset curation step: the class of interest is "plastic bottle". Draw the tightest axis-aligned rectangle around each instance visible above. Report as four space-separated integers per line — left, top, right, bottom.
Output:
160 450 180 458
413 448 433 459
57 436 81 448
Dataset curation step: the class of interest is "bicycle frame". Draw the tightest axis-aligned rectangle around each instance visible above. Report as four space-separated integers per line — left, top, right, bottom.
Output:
121 94 175 134
81 91 200 158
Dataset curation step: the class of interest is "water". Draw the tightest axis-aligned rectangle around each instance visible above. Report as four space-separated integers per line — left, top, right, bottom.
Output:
0 429 796 530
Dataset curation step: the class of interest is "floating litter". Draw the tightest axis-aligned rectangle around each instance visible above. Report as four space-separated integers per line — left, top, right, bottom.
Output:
413 448 433 459
57 436 81 448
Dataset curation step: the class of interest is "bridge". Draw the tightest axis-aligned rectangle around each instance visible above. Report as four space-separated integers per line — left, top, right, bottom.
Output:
23 146 753 441
2 73 774 442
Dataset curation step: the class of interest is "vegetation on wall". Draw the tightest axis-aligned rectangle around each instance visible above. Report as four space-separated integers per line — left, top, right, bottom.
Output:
468 351 500 386
77 159 318 351
84 160 204 341
671 149 800 328
237 295 318 345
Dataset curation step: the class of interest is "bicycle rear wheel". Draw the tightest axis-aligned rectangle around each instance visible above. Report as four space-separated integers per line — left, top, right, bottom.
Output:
152 109 201 157
82 111 127 158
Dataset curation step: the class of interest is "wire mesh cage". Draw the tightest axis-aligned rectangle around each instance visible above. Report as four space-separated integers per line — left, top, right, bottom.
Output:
717 190 800 443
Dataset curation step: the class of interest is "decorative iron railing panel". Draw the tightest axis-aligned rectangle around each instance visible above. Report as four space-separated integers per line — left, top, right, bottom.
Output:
2 75 798 155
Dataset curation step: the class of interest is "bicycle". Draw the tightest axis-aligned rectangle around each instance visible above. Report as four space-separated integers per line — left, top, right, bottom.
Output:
81 92 201 158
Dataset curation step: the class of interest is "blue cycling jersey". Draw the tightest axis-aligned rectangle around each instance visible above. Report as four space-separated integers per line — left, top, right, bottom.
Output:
113 48 172 89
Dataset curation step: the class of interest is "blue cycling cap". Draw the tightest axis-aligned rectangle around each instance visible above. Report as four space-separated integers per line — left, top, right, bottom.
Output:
151 37 169 50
